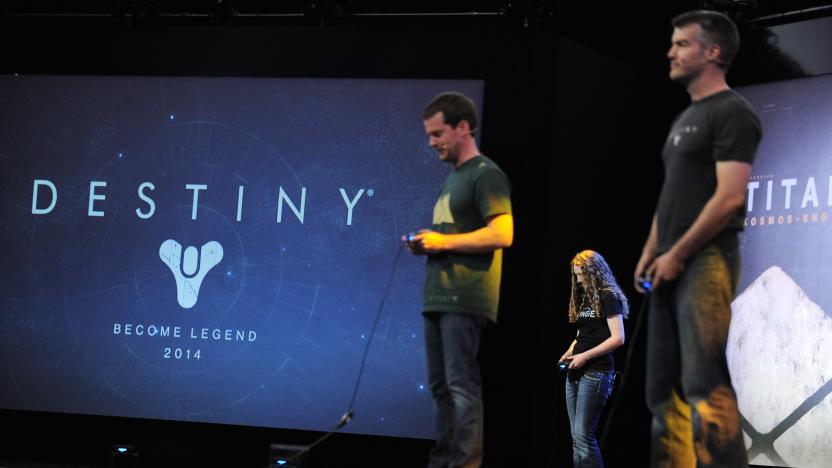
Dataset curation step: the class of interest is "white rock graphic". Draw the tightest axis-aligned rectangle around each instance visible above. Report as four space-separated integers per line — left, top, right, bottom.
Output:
729 266 832 468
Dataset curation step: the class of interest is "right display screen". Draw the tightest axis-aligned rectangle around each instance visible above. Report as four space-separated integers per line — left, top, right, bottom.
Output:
730 73 832 468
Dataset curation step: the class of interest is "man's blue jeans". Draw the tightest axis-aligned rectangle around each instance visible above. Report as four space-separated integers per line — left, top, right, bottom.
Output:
646 243 747 467
423 312 487 468
565 369 615 468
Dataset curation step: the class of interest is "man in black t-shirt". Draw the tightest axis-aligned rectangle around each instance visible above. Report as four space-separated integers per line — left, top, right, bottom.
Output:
406 92 513 468
634 10 761 467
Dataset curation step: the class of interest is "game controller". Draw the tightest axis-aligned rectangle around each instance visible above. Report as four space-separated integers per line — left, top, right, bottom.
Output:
557 361 568 371
637 273 653 292
405 232 418 243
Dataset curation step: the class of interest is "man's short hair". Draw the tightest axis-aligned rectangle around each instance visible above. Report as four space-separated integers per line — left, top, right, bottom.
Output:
672 10 740 69
422 92 478 134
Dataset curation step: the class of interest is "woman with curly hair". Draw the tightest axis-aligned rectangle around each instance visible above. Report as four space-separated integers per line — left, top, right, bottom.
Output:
559 250 629 467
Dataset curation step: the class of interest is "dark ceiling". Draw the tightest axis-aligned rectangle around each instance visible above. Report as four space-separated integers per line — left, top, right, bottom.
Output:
1 0 829 78
2 1 831 21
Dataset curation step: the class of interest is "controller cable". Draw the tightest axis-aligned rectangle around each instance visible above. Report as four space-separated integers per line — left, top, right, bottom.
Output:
285 242 407 465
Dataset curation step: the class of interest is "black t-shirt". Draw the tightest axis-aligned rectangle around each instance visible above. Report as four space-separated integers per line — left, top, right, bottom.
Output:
572 287 623 372
655 90 762 254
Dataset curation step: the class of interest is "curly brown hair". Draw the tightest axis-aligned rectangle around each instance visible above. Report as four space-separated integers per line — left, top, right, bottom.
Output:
568 250 629 323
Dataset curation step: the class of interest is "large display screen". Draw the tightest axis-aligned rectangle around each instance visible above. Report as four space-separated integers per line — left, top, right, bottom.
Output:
0 75 484 439
730 73 832 468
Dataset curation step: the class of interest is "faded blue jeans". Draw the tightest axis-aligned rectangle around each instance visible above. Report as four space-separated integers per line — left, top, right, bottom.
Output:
565 369 615 468
646 242 747 467
423 312 488 468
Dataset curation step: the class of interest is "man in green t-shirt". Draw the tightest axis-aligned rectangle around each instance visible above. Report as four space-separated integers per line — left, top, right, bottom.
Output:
405 92 513 468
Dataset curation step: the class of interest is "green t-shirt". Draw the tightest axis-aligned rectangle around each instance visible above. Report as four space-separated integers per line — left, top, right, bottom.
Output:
423 155 512 322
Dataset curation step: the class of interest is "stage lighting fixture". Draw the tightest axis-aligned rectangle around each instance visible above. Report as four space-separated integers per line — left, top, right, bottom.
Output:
700 0 760 11
112 0 160 26
208 0 239 21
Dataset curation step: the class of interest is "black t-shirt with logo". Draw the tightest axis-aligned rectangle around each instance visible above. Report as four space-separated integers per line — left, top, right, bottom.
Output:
572 287 623 372
655 89 762 254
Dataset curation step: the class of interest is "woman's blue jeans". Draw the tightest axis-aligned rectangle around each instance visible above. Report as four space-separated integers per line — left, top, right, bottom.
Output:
565 369 614 468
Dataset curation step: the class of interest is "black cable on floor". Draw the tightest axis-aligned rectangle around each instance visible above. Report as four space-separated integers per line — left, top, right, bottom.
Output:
599 292 650 450
285 242 406 465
